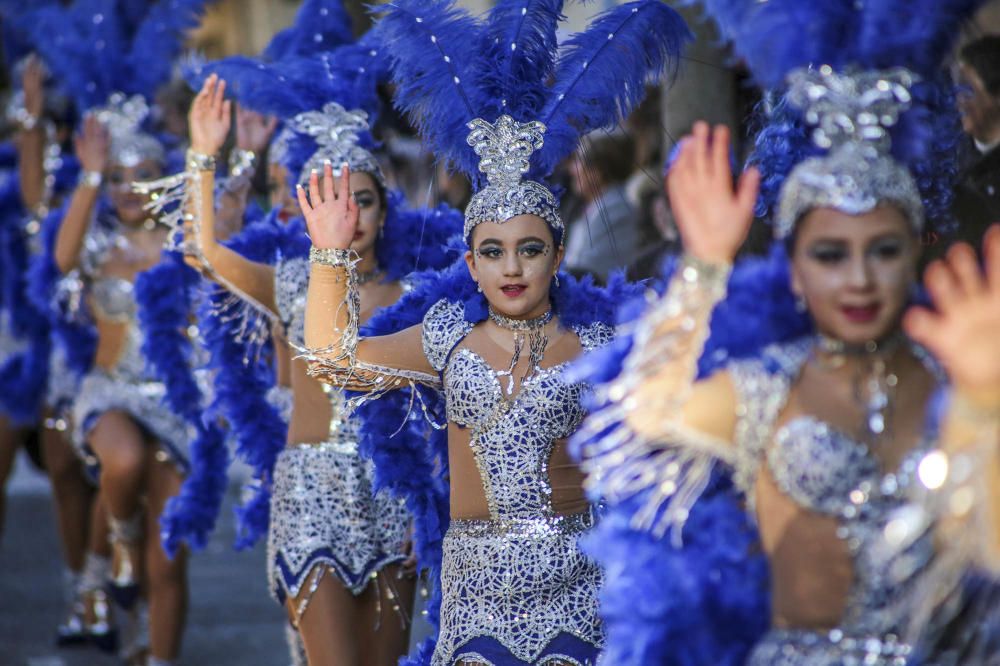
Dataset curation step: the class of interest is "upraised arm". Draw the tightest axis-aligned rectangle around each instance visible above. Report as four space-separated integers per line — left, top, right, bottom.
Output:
301 162 437 393
183 76 278 317
16 56 47 213
904 225 1000 568
54 115 108 274
578 123 760 539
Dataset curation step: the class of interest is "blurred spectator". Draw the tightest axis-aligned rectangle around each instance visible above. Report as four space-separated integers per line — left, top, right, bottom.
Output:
947 36 1000 256
563 130 649 282
626 179 680 281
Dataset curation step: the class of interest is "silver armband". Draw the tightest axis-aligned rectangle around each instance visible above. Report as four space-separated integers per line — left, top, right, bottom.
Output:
186 149 217 173
308 246 358 268
228 148 256 179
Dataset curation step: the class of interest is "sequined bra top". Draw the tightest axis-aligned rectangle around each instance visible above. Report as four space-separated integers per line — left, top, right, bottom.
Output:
275 255 360 445
729 339 937 636
80 223 146 379
422 299 613 521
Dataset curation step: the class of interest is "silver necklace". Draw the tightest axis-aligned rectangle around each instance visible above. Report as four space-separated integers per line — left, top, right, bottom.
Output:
356 268 383 286
814 332 903 444
488 306 553 396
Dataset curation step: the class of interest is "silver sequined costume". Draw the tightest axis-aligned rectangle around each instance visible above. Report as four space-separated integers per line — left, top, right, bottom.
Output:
266 256 409 613
421 299 611 666
70 223 191 472
579 258 944 666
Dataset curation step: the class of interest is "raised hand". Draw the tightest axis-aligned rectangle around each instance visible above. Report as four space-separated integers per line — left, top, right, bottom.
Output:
189 74 231 155
297 162 359 250
235 106 278 154
74 115 109 175
666 122 760 264
22 55 45 120
905 226 1000 407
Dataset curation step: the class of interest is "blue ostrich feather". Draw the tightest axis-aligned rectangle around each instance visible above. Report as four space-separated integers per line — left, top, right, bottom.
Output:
262 0 354 62
376 0 483 181
477 0 565 124
534 1 691 180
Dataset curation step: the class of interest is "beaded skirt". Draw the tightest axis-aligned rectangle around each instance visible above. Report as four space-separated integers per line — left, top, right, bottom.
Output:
72 369 192 473
433 509 604 666
267 440 410 614
747 628 913 666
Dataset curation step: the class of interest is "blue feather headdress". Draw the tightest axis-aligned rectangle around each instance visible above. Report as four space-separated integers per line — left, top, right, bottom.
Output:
376 0 691 243
24 0 215 165
685 0 987 238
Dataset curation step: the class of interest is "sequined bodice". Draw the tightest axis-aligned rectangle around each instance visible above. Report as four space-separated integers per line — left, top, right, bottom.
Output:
731 339 937 636
424 299 613 521
91 277 136 323
275 256 309 348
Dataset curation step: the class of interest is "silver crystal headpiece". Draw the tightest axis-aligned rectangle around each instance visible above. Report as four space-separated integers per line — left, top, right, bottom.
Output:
463 115 562 242
286 102 384 187
776 66 924 239
94 93 165 168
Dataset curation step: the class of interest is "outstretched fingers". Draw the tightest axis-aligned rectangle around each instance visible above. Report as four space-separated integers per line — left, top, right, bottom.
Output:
295 182 311 215
308 168 322 208
322 162 336 203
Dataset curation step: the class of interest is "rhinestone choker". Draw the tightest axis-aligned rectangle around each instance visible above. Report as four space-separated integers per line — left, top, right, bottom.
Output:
355 268 383 286
488 306 553 332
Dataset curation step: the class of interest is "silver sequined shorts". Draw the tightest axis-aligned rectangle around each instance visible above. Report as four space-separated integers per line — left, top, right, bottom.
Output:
748 628 913 666
433 509 604 666
267 440 410 607
72 369 192 473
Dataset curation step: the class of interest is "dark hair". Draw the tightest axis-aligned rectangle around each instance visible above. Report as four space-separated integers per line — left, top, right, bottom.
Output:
960 36 1000 96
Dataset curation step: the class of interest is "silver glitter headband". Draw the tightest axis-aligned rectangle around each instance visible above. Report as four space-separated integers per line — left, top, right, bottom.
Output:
286 102 385 188
776 66 924 239
94 93 165 168
463 115 562 242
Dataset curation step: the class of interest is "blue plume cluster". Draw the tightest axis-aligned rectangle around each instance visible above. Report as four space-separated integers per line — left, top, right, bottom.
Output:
377 0 690 190
135 252 229 556
377 192 465 281
25 0 216 112
262 0 353 62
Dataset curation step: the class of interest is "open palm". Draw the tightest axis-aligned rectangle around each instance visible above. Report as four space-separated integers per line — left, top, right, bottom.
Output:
905 226 1000 402
189 74 231 156
297 162 359 251
666 122 760 264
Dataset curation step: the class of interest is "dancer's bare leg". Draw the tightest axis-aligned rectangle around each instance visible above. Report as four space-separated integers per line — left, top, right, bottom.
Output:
359 564 416 666
42 421 93 571
88 411 149 603
290 566 360 666
0 415 24 540
144 454 188 663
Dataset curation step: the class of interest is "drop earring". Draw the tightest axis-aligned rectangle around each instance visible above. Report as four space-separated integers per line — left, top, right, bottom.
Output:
554 274 560 287
794 294 807 312
476 280 482 293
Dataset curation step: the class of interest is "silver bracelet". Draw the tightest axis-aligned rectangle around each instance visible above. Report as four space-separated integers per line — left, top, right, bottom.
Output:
308 246 357 268
186 149 217 172
228 148 256 178
79 170 103 189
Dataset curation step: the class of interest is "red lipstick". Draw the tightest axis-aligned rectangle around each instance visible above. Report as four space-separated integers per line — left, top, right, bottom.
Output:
500 284 527 298
841 304 880 324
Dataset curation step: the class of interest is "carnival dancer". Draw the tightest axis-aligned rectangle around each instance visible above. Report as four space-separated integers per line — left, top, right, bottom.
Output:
26 3 218 664
298 2 689 663
573 1 1000 664
152 23 462 660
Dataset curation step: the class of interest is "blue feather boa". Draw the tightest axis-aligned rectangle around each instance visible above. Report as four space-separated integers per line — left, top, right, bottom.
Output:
0 171 52 424
197 211 299 548
25 202 98 384
135 252 228 556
